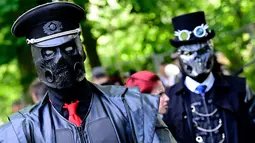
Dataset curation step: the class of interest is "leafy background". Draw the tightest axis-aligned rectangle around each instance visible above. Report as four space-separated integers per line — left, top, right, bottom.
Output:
1 0 255 122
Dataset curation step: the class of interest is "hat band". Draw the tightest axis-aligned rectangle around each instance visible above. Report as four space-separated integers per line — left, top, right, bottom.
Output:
26 28 81 45
174 24 208 41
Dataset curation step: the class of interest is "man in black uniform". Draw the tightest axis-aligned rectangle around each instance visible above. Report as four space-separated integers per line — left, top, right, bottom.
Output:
0 2 172 142
163 11 255 143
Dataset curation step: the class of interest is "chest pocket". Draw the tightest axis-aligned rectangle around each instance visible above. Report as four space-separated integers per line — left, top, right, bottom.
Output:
87 117 118 143
56 129 75 143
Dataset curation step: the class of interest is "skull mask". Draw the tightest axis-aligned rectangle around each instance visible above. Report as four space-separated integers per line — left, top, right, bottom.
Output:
178 41 214 77
31 35 86 89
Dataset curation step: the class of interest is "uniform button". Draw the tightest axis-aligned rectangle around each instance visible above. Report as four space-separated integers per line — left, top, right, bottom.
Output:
191 105 196 112
208 99 213 104
196 136 203 143
219 119 222 124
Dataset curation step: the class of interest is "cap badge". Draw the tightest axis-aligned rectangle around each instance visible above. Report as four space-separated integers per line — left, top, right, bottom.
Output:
43 21 63 35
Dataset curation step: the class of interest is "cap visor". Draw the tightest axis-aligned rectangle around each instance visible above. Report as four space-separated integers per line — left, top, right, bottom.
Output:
34 35 76 47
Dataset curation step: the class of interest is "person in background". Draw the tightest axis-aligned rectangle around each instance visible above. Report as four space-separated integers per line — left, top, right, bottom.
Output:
163 11 255 143
11 100 24 113
125 70 177 143
29 78 47 103
123 69 136 83
109 70 124 85
125 71 169 115
159 60 182 88
212 52 230 75
164 63 181 87
91 66 113 85
0 2 171 142
159 62 170 87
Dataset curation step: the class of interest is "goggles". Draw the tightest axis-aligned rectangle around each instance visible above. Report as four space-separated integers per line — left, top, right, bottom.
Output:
174 24 209 41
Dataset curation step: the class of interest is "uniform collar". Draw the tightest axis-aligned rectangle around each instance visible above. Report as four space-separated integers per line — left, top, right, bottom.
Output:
184 72 215 94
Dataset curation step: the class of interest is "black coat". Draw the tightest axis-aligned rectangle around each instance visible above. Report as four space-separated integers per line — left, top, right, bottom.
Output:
0 84 172 143
163 74 255 143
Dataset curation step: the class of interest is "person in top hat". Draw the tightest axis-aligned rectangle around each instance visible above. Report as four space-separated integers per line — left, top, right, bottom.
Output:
0 2 171 143
163 11 255 143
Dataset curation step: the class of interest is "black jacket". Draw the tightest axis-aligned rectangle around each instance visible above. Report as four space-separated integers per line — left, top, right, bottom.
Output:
163 74 255 143
0 84 172 143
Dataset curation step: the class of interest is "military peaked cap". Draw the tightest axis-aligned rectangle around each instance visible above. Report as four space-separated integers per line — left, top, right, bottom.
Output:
11 2 85 47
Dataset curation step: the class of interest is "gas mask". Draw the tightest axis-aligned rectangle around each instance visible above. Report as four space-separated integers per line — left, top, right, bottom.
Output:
178 41 214 77
31 35 86 89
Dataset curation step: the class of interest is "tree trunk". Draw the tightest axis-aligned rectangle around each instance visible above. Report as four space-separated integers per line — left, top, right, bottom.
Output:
72 0 101 68
81 25 101 68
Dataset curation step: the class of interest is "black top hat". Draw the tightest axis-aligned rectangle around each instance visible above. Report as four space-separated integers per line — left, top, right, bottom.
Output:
11 2 84 47
169 11 215 48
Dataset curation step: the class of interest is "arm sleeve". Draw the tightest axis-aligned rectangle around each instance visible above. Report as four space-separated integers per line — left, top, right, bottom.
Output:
245 84 255 103
244 84 255 124
0 122 20 143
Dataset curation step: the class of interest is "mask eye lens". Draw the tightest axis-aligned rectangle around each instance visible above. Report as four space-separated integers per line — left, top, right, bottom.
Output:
65 46 73 52
194 27 205 37
183 51 192 56
45 50 54 55
197 48 207 55
64 46 74 54
42 49 55 58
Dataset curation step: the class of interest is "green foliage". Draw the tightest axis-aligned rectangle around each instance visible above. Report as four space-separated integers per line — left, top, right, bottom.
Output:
0 60 22 122
0 0 38 122
89 0 255 90
88 0 174 73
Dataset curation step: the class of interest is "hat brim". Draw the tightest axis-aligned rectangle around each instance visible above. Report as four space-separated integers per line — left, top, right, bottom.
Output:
33 34 77 47
169 30 215 48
